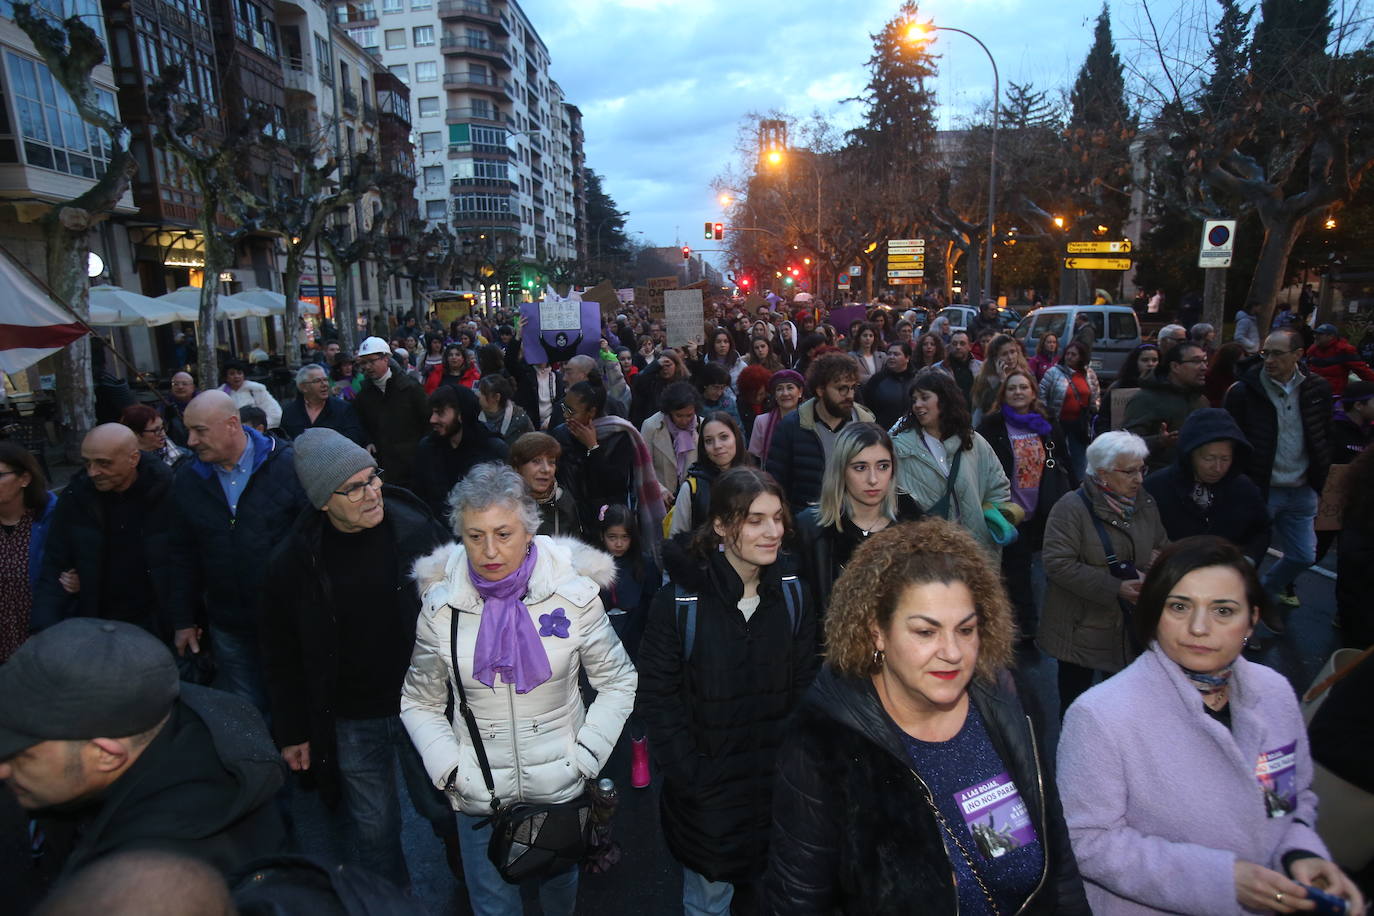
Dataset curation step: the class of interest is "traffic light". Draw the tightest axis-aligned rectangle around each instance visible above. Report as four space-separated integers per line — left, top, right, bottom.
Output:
703 221 713 240
740 276 751 289
784 276 794 286
789 266 801 278
681 246 691 260
713 222 724 241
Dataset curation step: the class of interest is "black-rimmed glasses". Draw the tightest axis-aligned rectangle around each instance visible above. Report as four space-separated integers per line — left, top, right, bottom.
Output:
334 468 384 502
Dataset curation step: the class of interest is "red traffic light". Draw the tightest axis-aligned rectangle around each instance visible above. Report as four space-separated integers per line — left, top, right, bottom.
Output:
790 267 801 277
740 277 751 287
713 222 724 241
681 246 691 260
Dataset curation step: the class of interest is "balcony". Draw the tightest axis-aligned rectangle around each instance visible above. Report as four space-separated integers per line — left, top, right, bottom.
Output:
445 107 508 126
379 91 411 125
341 88 359 113
449 142 511 158
362 102 378 125
283 57 313 94
451 210 521 229
436 0 508 34
451 176 517 192
442 72 513 101
440 35 510 69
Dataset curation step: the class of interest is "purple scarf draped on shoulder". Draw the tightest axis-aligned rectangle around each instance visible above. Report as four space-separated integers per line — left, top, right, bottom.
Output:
469 543 550 694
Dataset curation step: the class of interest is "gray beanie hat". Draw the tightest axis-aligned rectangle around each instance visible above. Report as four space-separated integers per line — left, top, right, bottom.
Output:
293 427 376 508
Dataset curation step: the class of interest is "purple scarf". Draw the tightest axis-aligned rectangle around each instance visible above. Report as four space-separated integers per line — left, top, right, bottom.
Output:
1000 404 1053 437
468 543 551 694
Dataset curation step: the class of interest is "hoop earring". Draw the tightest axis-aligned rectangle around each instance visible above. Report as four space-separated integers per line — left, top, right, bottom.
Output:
872 648 884 669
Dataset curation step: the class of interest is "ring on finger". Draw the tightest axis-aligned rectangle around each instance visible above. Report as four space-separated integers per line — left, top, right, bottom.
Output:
1275 891 1285 905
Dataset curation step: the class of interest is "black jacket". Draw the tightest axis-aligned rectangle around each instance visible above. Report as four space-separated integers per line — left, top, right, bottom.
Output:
1222 361 1333 494
57 683 286 877
259 487 449 806
351 370 430 489
792 494 923 613
766 401 876 510
167 429 309 634
411 391 510 524
637 536 819 882
32 453 177 636
1330 415 1370 466
977 412 1075 543
764 666 1089 915
508 345 565 431
862 365 915 430
1122 375 1210 472
629 362 672 427
280 395 368 447
1144 408 1271 564
554 423 638 533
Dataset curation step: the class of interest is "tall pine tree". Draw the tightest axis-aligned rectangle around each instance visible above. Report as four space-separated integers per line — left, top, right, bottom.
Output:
1250 0 1331 90
1199 0 1254 118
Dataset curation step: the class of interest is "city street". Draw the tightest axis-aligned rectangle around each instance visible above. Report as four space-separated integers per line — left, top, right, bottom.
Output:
2 553 1344 914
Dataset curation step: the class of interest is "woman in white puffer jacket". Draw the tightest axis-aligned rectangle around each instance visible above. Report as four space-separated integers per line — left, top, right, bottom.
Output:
401 461 636 916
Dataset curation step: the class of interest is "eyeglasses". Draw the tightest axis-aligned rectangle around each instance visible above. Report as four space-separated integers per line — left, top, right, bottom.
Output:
1258 349 1294 359
358 354 388 366
143 424 166 435
1107 466 1146 478
333 468 384 502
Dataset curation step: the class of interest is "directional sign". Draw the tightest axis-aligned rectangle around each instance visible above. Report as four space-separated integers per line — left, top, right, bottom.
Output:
890 277 922 286
888 245 925 255
888 238 924 246
1063 257 1132 271
1066 240 1133 254
888 269 925 278
887 254 925 263
1199 219 1237 268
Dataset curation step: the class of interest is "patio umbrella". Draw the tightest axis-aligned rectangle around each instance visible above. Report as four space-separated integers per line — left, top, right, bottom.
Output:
90 284 197 326
0 247 86 373
156 286 270 321
225 288 318 316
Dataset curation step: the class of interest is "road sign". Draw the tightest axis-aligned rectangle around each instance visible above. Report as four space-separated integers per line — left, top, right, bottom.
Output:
888 238 924 246
888 269 925 278
1066 240 1133 254
1063 257 1132 271
837 274 851 289
890 277 922 286
1199 219 1237 268
887 254 925 264
887 245 924 255
848 265 862 276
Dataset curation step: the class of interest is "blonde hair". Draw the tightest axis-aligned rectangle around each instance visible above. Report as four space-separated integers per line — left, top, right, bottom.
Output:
825 518 1015 680
816 423 897 529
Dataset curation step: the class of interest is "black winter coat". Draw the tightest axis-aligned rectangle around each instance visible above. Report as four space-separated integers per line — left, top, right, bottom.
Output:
411 401 510 525
637 536 819 882
629 363 673 427
508 344 565 431
554 423 638 533
1222 362 1333 494
977 412 1076 547
766 401 876 510
279 395 368 447
1144 408 1271 564
259 487 448 806
167 429 309 634
764 666 1090 915
792 494 923 613
862 366 915 430
57 683 285 877
351 371 430 489
32 453 177 636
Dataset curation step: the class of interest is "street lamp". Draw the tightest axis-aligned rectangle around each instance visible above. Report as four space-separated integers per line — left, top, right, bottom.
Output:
906 22 1000 304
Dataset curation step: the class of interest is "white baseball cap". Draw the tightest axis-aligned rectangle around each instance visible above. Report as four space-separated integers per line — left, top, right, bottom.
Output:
357 336 390 357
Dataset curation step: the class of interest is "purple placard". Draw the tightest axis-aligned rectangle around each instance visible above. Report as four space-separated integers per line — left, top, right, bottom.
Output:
954 772 1038 860
1255 741 1298 818
828 304 868 333
519 300 602 365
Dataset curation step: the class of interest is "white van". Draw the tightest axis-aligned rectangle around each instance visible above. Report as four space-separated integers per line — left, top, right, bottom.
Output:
1012 305 1142 382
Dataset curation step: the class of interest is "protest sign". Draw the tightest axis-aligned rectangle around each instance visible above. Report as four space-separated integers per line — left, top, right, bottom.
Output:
664 288 704 348
520 290 601 364
580 280 621 317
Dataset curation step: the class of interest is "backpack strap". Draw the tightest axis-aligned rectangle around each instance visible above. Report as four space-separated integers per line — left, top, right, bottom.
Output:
779 574 804 637
674 584 699 660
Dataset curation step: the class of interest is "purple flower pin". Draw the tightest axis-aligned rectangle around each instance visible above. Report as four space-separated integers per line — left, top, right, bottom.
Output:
539 608 570 639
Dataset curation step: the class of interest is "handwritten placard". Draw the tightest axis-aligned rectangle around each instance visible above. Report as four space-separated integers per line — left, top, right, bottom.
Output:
664 288 705 348
539 299 581 332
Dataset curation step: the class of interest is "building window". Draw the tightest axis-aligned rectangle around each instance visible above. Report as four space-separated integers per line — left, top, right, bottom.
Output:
410 0 431 8
382 0 402 12
454 193 511 214
384 29 405 50
417 96 439 117
388 64 409 84
412 25 434 46
347 27 376 47
414 61 437 82
4 52 115 178
423 165 444 188
315 34 334 84
420 131 442 154
425 198 447 220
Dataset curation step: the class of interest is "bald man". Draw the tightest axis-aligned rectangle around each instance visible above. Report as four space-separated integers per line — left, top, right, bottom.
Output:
168 391 307 711
32 424 178 636
164 370 198 446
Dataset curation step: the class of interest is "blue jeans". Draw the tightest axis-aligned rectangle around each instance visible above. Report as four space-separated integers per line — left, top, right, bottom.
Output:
1262 485 1318 595
208 625 268 715
457 812 579 916
683 868 734 915
335 716 455 889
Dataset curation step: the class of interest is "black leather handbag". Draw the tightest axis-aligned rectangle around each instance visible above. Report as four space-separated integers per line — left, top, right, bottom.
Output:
448 607 592 884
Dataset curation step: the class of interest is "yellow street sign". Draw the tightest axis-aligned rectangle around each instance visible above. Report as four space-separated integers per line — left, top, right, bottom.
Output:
1064 257 1132 271
887 254 925 263
1066 240 1133 254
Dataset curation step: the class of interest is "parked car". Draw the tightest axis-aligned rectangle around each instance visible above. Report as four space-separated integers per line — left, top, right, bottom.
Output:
1012 304 1142 382
934 306 1021 333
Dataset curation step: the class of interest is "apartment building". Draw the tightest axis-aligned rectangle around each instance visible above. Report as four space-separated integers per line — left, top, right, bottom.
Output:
334 0 583 297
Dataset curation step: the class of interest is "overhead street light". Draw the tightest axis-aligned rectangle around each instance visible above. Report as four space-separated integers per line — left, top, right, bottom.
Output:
906 21 1000 303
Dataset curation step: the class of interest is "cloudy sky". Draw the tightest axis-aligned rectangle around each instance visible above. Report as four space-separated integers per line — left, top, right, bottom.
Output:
521 0 1206 251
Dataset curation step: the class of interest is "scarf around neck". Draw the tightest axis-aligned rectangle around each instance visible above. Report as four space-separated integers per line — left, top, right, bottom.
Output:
468 543 551 694
1090 474 1137 520
1000 404 1053 437
1179 658 1234 696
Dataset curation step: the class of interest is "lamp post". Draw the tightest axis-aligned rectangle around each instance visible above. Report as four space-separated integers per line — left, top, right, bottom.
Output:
908 23 999 304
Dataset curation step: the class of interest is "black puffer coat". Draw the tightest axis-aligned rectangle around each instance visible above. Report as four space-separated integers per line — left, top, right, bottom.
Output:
637 535 819 882
862 365 915 430
1222 361 1333 494
766 400 876 509
764 666 1089 915
259 487 448 806
351 370 430 489
1144 408 1271 564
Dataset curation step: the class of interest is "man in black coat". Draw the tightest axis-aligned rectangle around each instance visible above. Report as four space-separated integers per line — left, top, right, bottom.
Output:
767 353 874 508
279 363 368 446
168 391 309 712
351 336 430 489
260 429 459 888
32 424 176 637
1223 329 1332 617
411 384 510 525
0 619 285 879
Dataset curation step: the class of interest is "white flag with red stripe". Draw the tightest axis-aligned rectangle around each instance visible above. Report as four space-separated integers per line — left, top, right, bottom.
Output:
0 248 87 374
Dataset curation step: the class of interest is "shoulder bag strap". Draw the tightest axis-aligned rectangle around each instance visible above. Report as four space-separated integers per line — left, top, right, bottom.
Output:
448 604 500 812
1077 488 1120 566
928 446 964 518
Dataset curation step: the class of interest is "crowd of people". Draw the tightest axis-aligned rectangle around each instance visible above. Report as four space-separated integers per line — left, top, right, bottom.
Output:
1 293 1372 916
